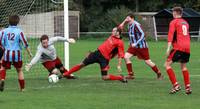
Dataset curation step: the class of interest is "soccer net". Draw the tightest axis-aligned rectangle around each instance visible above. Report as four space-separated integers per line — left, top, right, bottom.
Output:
0 0 67 77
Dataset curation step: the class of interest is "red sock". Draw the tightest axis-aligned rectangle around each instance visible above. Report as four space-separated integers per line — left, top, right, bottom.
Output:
18 79 25 90
126 63 133 75
0 69 6 80
166 68 177 85
182 70 190 88
151 65 161 74
108 74 123 80
63 64 82 76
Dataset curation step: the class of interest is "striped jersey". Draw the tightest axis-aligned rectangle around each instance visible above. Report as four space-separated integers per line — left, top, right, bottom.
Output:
1 26 29 62
128 21 148 48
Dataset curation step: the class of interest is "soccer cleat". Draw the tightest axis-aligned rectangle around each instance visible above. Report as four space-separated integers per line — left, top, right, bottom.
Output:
20 89 25 92
0 80 5 92
185 87 192 95
169 84 181 94
125 74 135 80
157 73 164 80
65 75 78 79
119 75 128 83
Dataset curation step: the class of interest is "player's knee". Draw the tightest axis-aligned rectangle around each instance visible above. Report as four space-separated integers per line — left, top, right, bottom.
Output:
79 63 85 67
181 66 188 71
51 68 58 74
124 57 131 63
102 75 109 80
164 62 171 69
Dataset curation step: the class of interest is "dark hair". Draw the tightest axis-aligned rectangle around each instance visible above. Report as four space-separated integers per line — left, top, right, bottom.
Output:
117 27 122 35
40 34 49 42
172 7 183 15
9 15 20 26
127 12 135 19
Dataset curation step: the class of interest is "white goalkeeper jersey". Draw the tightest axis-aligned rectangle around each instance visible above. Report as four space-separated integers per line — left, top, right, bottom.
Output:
30 37 68 65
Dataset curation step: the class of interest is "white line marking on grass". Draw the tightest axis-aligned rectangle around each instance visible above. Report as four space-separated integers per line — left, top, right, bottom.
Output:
190 75 200 77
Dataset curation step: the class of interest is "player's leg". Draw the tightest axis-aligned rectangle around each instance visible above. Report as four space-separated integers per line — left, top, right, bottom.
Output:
0 60 11 92
14 61 25 91
180 63 191 95
165 50 181 94
63 51 99 77
99 57 127 83
0 67 6 92
16 68 25 91
144 59 163 80
42 61 58 75
124 52 134 79
101 71 127 83
54 57 76 79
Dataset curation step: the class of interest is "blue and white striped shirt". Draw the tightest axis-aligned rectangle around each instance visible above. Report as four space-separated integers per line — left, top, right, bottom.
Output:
128 21 148 48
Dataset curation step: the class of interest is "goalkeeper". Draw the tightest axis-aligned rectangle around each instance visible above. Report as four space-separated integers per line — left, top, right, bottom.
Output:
25 35 76 79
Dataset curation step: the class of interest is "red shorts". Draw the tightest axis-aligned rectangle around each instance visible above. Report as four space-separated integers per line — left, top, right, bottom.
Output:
127 46 150 60
2 60 23 69
42 57 63 72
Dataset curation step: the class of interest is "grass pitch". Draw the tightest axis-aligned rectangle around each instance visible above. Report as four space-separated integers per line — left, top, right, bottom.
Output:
0 39 200 109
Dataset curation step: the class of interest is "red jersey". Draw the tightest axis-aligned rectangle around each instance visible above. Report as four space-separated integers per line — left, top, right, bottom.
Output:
98 35 125 60
168 18 190 53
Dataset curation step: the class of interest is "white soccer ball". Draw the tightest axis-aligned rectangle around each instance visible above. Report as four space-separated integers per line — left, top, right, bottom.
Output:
48 74 59 83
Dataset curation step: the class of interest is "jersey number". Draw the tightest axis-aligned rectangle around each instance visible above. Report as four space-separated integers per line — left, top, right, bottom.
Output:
182 25 188 36
8 33 15 41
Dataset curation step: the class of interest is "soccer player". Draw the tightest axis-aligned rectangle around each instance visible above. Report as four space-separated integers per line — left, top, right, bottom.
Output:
25 35 76 79
63 27 127 83
0 29 4 85
0 15 32 92
165 7 191 94
119 13 163 80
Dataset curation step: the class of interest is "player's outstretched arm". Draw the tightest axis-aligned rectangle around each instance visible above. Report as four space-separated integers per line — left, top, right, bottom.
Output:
25 50 42 72
50 37 76 44
26 47 33 58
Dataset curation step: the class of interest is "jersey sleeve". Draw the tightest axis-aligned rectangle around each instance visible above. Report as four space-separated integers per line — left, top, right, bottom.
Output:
0 31 4 46
168 21 176 42
49 37 68 44
19 31 29 48
30 48 42 65
117 40 125 58
134 24 145 45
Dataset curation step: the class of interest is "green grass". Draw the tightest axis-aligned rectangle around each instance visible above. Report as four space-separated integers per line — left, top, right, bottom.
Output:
0 39 200 109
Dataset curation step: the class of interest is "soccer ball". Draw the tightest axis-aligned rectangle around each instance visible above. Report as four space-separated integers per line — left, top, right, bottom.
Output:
48 74 59 83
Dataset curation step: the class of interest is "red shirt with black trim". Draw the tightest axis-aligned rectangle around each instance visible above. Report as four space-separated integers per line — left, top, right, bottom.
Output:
98 35 125 60
168 18 190 53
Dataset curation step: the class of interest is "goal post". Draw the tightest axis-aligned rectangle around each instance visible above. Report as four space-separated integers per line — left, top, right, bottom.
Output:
64 0 69 69
0 0 71 76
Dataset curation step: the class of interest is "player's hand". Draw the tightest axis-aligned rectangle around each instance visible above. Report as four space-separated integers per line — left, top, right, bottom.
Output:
25 63 32 72
68 38 76 44
117 65 122 73
131 43 137 48
118 24 124 30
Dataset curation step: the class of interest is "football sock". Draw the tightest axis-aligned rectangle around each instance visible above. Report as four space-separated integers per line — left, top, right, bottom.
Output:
18 79 25 90
60 68 68 74
0 69 6 80
126 63 133 75
151 65 161 74
108 74 123 80
64 64 82 76
182 70 190 88
166 68 177 85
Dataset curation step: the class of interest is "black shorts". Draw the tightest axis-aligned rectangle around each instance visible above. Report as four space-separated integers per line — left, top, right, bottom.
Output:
82 50 109 72
168 50 190 63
